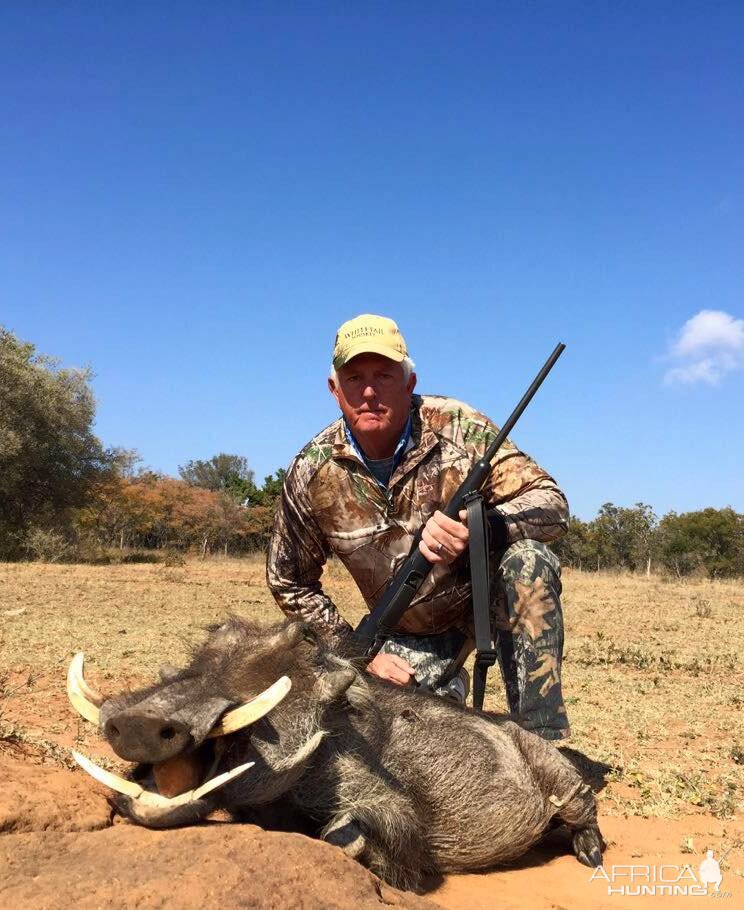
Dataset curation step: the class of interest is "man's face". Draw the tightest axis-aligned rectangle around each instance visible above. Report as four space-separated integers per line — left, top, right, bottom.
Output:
328 353 416 446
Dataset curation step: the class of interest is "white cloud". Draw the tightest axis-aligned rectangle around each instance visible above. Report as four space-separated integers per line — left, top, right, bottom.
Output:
664 309 744 386
672 310 744 356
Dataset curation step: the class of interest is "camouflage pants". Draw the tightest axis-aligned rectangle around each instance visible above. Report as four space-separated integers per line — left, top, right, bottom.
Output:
379 539 570 741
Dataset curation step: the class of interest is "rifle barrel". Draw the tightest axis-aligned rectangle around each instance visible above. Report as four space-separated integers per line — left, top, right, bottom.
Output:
482 342 565 464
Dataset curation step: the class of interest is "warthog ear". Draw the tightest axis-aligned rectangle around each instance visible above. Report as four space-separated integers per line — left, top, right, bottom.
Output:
159 664 181 683
313 668 356 704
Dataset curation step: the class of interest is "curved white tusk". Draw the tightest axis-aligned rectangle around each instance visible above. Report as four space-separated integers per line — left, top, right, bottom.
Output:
192 763 255 800
70 652 104 704
67 653 102 727
72 750 146 799
207 675 292 738
71 750 254 808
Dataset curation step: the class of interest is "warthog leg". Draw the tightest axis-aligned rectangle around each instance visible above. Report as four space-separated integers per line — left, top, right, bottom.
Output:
509 722 605 867
321 783 436 892
548 777 605 867
321 812 367 858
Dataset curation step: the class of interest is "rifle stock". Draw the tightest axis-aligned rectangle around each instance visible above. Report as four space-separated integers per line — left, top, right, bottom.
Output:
352 342 565 659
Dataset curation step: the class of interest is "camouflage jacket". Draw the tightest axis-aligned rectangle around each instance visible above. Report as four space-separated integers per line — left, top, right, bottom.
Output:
267 394 568 640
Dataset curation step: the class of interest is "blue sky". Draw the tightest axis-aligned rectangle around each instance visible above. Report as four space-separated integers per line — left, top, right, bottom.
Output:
2 2 742 519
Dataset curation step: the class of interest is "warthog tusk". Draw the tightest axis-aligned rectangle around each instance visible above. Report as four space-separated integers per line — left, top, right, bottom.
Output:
71 750 254 808
206 676 292 737
67 653 103 727
71 653 104 705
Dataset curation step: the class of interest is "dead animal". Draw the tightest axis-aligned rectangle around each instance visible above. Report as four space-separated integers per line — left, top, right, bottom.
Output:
69 618 605 891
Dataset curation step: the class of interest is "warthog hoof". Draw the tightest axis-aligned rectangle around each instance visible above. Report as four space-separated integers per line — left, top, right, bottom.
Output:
572 825 605 867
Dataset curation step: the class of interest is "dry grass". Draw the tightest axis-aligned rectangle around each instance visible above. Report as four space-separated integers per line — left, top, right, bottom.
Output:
1 558 742 821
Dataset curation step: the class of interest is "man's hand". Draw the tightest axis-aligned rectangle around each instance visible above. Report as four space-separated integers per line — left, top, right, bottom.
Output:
419 509 469 565
366 652 415 686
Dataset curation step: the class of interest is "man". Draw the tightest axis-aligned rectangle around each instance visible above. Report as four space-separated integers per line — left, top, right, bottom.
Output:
267 314 570 740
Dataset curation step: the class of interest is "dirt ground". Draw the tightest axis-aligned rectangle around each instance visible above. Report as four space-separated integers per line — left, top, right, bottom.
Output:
1 557 742 907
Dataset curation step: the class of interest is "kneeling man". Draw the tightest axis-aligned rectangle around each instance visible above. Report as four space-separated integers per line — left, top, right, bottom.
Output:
268 314 570 740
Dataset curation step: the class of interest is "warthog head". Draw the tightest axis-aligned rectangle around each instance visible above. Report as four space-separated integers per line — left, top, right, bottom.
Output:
68 618 358 827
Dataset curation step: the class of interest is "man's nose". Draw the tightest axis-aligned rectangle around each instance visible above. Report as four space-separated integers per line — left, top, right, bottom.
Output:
362 384 377 398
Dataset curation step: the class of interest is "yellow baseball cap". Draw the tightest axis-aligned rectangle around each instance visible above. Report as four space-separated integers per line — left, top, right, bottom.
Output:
332 314 409 371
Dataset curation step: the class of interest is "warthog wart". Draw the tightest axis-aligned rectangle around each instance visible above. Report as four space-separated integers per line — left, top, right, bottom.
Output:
69 618 604 890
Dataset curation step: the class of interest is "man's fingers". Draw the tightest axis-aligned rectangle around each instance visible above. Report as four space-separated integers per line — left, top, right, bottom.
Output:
387 654 415 675
388 668 412 685
366 653 415 686
421 526 444 552
433 510 469 540
423 517 468 558
419 537 444 564
422 524 458 553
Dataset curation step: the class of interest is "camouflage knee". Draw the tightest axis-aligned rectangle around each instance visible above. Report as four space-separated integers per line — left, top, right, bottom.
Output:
499 538 562 593
379 629 470 693
493 539 562 628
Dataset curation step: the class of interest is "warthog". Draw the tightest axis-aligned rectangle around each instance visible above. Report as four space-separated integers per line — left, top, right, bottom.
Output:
69 618 604 890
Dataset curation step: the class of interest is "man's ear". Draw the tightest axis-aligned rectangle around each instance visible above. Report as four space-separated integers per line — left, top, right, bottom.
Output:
328 376 341 404
407 371 417 395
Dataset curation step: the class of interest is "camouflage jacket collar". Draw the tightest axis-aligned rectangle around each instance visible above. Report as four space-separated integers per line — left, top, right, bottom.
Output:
341 414 413 487
331 395 440 487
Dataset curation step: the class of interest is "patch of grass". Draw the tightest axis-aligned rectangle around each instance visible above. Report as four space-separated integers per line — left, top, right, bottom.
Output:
0 719 77 768
569 638 737 674
691 595 713 619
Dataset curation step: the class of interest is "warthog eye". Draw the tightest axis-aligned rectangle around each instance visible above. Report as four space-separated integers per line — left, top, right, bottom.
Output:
160 726 177 741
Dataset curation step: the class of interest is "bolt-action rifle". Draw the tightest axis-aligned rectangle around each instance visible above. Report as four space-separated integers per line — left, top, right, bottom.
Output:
352 343 566 667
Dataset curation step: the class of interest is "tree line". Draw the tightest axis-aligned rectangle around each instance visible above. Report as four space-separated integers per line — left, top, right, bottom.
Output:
1 326 742 576
550 502 743 580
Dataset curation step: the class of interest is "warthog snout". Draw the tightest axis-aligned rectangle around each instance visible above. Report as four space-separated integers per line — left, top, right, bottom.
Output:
104 710 193 763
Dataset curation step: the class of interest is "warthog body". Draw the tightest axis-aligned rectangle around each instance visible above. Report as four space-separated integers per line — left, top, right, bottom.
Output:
94 619 603 890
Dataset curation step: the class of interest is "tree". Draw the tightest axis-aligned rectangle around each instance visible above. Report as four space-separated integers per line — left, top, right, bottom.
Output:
80 471 277 556
552 503 660 573
108 447 143 479
551 516 593 569
590 502 657 572
657 508 743 579
238 469 286 507
178 453 255 497
0 327 113 557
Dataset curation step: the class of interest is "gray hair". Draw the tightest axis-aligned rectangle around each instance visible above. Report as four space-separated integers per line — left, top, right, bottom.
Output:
329 355 415 384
